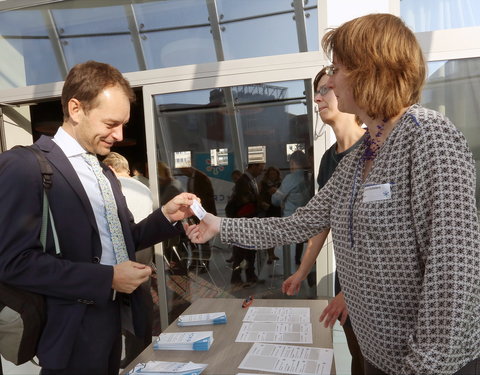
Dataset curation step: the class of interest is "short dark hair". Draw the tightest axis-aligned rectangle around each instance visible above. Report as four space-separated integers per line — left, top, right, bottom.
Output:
61 60 135 121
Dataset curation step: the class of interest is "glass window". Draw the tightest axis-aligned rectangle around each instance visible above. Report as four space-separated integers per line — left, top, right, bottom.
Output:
401 0 480 32
0 9 48 36
0 9 63 86
422 58 480 211
305 7 319 52
133 0 209 29
0 0 319 89
216 0 293 21
221 13 301 59
154 79 315 322
60 35 139 73
52 6 130 35
142 27 217 69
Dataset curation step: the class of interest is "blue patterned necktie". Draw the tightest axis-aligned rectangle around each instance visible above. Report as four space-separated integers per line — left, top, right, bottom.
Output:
82 153 129 264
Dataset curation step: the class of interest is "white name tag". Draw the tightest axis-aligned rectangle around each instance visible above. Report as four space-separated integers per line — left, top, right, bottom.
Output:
363 183 392 202
191 199 207 220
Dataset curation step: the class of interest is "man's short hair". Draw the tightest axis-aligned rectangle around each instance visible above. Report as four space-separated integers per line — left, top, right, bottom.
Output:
103 152 130 175
61 60 135 121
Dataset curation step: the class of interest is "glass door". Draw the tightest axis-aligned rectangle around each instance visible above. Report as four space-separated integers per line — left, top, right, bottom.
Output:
144 75 327 328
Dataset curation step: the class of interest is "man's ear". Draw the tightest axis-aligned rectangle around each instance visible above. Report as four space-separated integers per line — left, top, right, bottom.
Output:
68 98 83 124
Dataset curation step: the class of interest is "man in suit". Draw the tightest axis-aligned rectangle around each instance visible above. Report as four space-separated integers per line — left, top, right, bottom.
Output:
103 151 155 368
0 61 196 374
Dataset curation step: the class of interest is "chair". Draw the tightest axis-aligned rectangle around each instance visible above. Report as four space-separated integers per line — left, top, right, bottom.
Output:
184 241 226 288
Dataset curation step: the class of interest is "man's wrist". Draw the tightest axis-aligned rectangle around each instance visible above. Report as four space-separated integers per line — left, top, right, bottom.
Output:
161 206 171 222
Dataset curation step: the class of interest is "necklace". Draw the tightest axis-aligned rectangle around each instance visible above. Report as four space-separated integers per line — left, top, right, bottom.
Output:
362 122 386 161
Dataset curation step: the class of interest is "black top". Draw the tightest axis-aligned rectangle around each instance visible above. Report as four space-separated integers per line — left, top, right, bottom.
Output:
317 134 366 190
317 134 365 310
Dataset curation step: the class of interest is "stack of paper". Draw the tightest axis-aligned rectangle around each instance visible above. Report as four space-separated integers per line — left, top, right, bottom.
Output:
128 361 207 375
239 343 333 375
177 312 227 326
243 307 310 323
153 331 214 351
236 307 312 344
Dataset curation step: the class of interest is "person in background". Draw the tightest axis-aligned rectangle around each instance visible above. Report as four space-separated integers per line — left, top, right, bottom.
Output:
228 163 266 286
158 161 188 275
282 66 366 375
178 166 217 272
259 166 282 264
225 169 245 263
103 151 154 369
271 150 311 265
0 60 197 375
158 161 183 205
185 14 480 375
178 166 216 217
104 152 153 221
231 169 242 184
131 160 150 187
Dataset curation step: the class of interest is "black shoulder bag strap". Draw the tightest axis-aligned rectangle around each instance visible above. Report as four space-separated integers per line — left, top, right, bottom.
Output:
13 145 61 255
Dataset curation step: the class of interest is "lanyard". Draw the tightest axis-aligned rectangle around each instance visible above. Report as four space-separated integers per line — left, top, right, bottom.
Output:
348 157 364 248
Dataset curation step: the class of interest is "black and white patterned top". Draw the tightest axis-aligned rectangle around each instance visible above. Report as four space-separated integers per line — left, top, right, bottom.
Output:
220 104 480 374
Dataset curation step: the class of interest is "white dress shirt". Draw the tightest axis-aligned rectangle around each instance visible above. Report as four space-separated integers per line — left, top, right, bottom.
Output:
117 176 153 222
53 127 117 265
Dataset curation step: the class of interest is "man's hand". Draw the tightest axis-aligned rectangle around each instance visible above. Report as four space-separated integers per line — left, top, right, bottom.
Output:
282 272 304 296
162 192 197 222
184 213 221 243
112 261 152 294
319 291 348 328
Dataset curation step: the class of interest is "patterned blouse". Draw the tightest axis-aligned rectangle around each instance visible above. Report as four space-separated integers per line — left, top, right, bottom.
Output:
220 104 480 374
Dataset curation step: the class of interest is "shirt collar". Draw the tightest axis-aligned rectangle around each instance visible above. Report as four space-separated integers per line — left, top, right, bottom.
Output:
53 127 88 158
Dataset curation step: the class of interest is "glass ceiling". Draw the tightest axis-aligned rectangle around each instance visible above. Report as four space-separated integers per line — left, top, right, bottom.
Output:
0 0 318 89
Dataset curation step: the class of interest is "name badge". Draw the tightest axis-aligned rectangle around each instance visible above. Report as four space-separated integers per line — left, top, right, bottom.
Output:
363 183 392 202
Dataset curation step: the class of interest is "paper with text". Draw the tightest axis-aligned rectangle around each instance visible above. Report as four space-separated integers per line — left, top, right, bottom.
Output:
238 343 333 375
243 307 310 323
235 322 312 344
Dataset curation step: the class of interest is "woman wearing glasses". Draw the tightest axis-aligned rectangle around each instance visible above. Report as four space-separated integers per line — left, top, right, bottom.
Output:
186 13 479 375
282 66 366 375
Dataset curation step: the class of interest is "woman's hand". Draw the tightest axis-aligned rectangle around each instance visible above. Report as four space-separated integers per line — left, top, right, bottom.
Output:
184 213 221 243
319 292 349 328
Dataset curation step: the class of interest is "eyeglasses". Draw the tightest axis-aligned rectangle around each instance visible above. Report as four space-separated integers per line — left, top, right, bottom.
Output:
314 85 331 97
325 65 337 76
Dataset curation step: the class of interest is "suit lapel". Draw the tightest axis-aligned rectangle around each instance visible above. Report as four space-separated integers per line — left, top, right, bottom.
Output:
36 136 99 236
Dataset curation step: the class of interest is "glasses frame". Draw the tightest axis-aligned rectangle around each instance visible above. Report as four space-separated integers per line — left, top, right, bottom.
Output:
325 65 337 76
314 85 330 97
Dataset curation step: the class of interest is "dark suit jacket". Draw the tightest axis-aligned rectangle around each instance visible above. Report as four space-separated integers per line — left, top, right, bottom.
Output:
0 136 181 369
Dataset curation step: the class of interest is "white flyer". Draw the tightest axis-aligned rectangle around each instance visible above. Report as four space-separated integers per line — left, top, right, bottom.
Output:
129 360 207 374
235 322 312 344
191 199 207 220
243 307 310 323
238 343 333 375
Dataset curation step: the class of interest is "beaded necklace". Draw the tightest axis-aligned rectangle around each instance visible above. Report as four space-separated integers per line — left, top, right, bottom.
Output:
362 121 386 161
